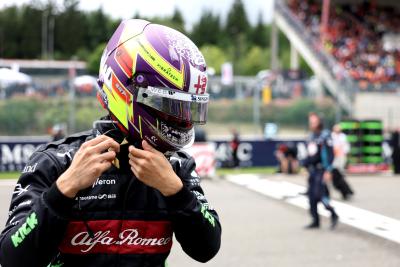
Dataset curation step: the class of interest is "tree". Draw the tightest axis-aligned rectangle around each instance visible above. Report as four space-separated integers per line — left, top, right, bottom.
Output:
241 46 270 75
54 0 87 58
249 12 270 48
225 0 250 38
225 0 250 75
19 4 43 58
191 10 222 47
86 7 114 50
171 7 185 33
200 45 228 75
87 43 106 74
0 6 20 58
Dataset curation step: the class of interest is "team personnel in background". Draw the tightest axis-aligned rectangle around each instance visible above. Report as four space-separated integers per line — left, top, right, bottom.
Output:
275 142 299 174
0 19 221 267
331 124 354 200
230 129 240 168
51 123 66 142
390 129 400 174
302 113 339 229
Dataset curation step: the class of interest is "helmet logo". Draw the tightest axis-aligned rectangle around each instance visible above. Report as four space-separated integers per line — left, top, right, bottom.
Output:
119 36 185 89
100 64 113 92
99 63 134 129
137 38 185 89
194 75 207 94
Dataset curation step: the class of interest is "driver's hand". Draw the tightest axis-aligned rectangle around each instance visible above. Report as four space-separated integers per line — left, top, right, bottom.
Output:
56 135 120 198
128 140 183 197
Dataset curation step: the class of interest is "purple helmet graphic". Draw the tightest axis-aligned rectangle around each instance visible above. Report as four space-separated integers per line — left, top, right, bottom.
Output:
97 19 209 154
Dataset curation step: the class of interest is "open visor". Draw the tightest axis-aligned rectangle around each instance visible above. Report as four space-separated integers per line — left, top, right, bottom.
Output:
136 86 209 124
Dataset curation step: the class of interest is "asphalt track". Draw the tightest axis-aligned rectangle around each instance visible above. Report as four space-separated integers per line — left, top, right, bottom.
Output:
0 176 400 267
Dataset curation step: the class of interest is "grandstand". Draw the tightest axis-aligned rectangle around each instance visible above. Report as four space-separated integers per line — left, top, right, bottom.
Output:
272 0 400 127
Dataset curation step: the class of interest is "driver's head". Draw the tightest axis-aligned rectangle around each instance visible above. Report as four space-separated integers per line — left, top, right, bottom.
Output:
308 112 323 133
97 19 209 154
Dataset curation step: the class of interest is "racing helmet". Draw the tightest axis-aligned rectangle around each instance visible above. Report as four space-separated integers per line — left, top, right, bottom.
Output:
97 19 209 154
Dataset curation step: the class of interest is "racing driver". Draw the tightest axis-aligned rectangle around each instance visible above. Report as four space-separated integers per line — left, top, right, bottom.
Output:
0 19 221 266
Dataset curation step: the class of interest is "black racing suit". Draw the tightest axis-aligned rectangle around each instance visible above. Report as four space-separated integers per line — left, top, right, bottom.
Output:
302 130 337 225
0 122 221 267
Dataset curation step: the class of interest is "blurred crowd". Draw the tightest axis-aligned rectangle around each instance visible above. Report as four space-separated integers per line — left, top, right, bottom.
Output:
287 0 400 91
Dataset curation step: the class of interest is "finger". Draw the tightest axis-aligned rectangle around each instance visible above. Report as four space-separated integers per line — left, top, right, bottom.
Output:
129 157 138 167
131 165 139 178
129 159 141 176
129 157 145 169
92 138 120 153
128 150 147 161
142 140 159 153
129 145 150 159
98 150 117 162
97 161 113 174
83 135 109 147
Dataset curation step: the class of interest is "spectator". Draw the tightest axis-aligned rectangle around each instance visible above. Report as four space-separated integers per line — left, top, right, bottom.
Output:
287 0 400 90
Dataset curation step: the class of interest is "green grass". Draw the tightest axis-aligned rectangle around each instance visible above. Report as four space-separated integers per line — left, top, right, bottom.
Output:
216 167 276 176
0 172 19 179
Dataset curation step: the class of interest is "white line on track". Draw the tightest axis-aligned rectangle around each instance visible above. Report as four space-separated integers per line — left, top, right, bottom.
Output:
0 180 17 187
226 174 400 244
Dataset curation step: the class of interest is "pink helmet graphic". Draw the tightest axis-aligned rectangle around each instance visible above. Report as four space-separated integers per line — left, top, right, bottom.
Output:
97 19 209 154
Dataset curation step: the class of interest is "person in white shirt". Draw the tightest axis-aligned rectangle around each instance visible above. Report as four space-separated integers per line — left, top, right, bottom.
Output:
331 124 354 200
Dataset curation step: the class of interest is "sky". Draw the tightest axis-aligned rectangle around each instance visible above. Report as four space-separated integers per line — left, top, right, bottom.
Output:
0 0 275 30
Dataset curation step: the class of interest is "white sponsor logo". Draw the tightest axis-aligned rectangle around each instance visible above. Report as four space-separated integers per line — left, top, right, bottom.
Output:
13 184 30 196
98 194 107 200
71 229 172 253
192 191 214 210
193 191 206 200
92 178 116 188
307 142 318 156
190 170 199 178
78 194 116 201
169 157 182 167
148 87 173 97
8 216 19 226
8 200 32 217
215 142 253 162
193 95 209 103
21 163 38 174
56 149 74 160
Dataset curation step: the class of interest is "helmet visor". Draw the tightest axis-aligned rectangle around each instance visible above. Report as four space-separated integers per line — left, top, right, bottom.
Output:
136 86 209 124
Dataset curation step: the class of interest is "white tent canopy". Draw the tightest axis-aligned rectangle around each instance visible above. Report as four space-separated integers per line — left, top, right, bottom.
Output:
0 68 32 88
73 75 98 87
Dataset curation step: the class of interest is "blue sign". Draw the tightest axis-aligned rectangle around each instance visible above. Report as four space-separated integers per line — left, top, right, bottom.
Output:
213 140 307 167
0 140 46 171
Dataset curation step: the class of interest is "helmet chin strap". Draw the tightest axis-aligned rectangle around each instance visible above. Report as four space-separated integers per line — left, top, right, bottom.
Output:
105 114 145 150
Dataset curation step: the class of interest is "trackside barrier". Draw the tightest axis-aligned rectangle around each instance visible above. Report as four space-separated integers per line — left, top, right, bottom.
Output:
0 137 392 172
